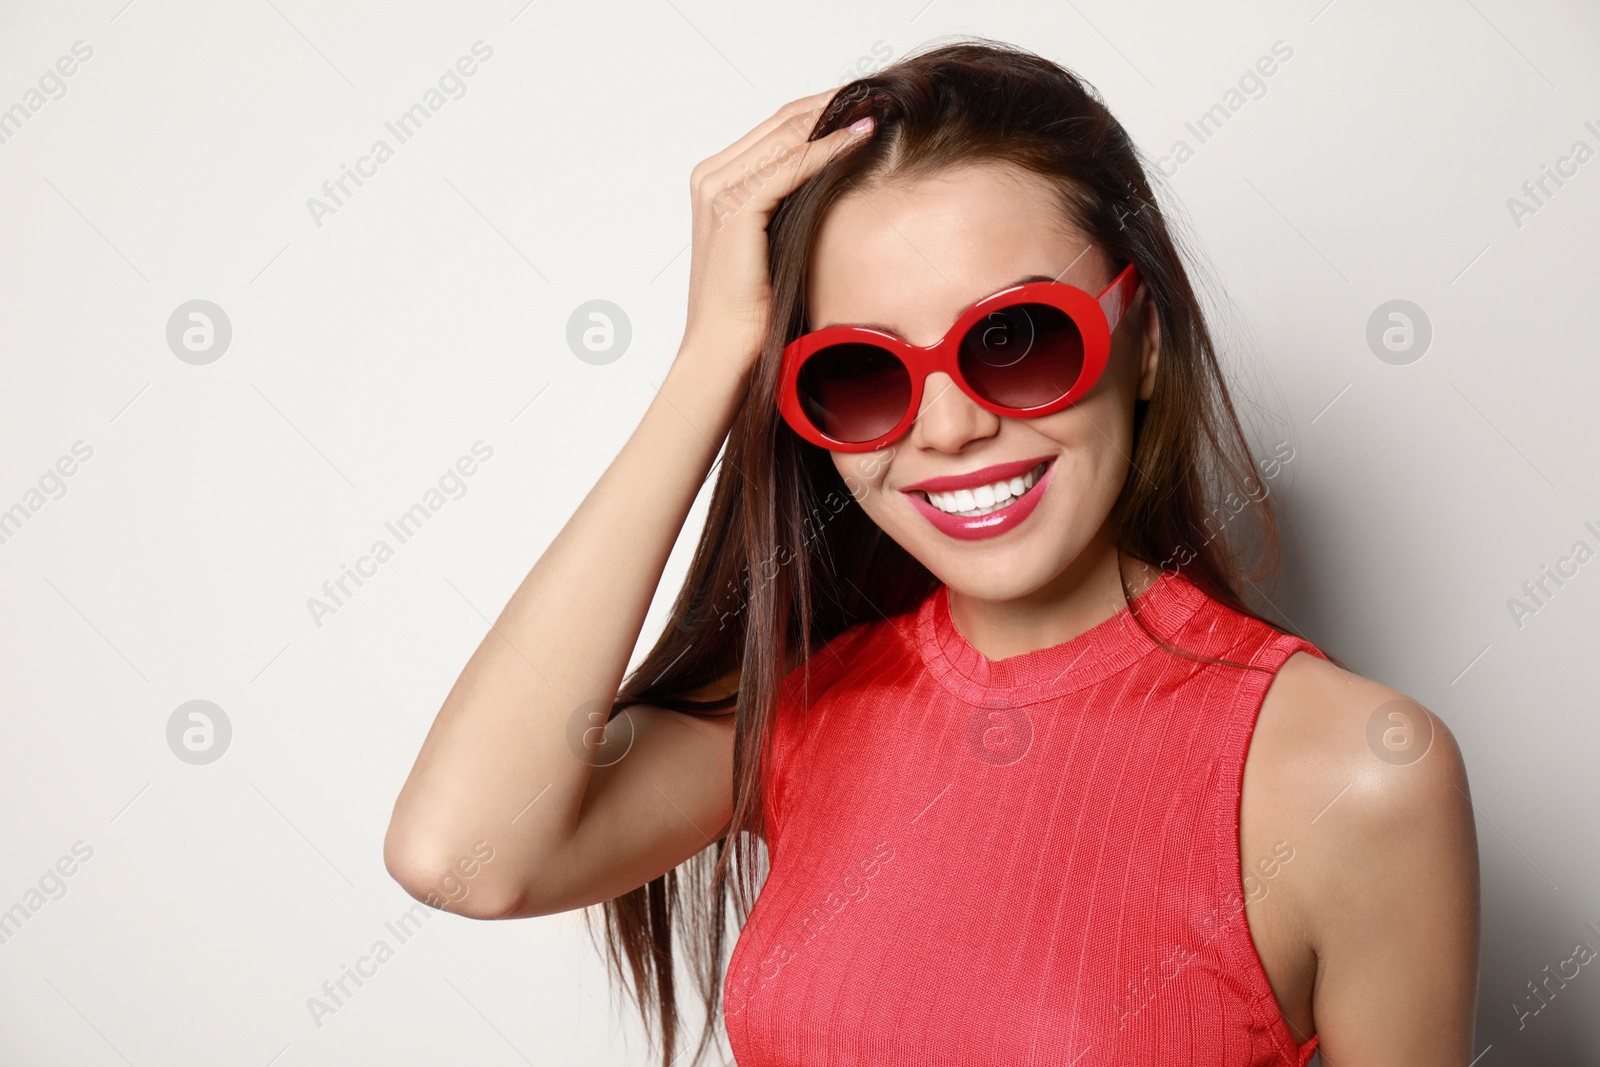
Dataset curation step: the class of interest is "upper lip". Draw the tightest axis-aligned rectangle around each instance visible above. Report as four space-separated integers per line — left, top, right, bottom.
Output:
899 455 1055 495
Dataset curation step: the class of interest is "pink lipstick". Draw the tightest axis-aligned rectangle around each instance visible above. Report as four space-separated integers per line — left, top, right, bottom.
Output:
899 455 1056 541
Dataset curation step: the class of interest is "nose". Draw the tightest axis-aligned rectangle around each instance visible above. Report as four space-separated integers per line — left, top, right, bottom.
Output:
905 370 1002 453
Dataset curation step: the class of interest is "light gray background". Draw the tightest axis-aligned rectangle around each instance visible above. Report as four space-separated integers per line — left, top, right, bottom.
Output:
1 0 1596 1063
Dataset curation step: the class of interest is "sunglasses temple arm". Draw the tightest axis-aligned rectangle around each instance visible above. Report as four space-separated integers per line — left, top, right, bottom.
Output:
1097 263 1142 331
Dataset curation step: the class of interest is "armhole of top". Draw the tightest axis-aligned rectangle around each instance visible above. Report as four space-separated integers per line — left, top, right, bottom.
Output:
761 618 882 852
761 660 808 852
1216 630 1329 1066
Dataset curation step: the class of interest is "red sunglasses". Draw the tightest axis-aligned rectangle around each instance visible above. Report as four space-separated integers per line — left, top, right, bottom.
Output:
777 262 1141 452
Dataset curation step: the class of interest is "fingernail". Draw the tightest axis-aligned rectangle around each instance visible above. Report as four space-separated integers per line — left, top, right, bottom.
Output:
848 116 875 135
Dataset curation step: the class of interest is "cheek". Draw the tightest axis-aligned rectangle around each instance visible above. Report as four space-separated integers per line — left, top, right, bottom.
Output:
1036 407 1134 496
832 450 894 504
1076 383 1138 453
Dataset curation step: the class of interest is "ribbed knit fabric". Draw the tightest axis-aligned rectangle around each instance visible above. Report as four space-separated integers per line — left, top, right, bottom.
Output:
723 569 1326 1066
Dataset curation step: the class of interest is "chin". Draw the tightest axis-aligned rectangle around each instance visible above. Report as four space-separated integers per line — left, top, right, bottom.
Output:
917 537 1068 602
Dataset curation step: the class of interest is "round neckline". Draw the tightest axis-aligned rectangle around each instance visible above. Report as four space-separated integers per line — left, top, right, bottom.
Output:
915 569 1209 702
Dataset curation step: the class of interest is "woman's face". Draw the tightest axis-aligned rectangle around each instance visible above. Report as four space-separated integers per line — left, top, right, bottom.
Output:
807 160 1161 602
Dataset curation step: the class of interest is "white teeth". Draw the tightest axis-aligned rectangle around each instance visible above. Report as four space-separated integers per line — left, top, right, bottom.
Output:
921 462 1049 517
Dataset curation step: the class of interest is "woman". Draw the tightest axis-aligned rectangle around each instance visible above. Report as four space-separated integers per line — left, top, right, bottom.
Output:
385 38 1480 1067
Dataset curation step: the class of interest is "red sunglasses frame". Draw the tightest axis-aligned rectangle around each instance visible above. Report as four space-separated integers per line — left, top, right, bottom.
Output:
777 261 1142 453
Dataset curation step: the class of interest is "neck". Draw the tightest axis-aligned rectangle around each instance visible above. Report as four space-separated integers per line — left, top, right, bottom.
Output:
945 535 1162 662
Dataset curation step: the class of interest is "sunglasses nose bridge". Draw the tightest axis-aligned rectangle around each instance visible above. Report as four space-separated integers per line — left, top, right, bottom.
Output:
909 329 971 406
902 365 1005 450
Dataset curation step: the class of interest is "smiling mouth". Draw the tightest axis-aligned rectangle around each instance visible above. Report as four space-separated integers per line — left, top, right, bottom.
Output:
910 459 1052 518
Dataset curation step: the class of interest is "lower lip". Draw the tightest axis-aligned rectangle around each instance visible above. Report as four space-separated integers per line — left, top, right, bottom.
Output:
902 460 1056 542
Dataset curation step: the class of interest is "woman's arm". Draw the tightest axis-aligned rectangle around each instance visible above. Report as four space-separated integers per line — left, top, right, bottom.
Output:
382 88 871 920
382 347 746 919
1248 653 1480 1065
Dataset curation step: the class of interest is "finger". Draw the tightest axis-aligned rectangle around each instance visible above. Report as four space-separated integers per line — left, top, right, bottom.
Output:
723 88 842 159
695 86 850 179
696 98 827 180
706 118 873 223
700 87 870 202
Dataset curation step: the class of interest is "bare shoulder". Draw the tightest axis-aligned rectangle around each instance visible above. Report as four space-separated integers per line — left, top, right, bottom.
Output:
1250 650 1473 831
1245 649 1480 1062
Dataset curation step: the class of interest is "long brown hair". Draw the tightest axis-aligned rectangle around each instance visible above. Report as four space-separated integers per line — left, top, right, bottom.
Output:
587 34 1341 1066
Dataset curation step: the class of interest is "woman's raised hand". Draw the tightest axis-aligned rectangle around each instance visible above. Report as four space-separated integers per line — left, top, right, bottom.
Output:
680 86 874 377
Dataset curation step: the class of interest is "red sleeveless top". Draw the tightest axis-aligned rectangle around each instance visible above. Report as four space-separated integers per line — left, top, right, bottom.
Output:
723 569 1326 1066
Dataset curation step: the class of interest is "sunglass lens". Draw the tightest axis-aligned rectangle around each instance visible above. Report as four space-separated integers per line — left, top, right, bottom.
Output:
957 303 1084 409
796 343 911 445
